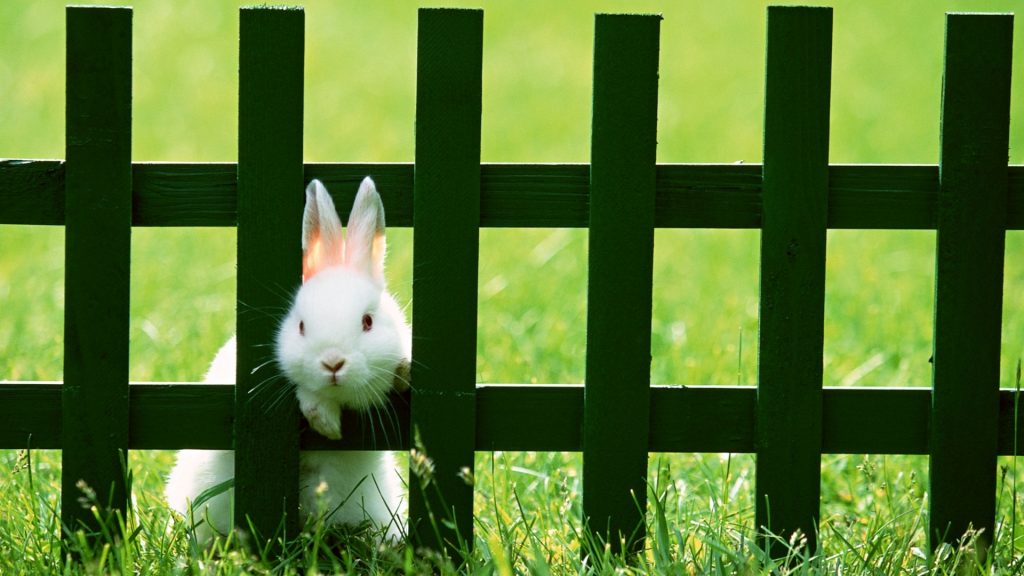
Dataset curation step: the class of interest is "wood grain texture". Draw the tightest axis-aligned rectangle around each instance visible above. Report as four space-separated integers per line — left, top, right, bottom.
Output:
234 6 304 541
928 13 1012 551
4 161 1024 229
583 13 660 554
409 8 483 556
9 383 1024 455
136 383 1024 457
755 5 832 555
61 5 133 539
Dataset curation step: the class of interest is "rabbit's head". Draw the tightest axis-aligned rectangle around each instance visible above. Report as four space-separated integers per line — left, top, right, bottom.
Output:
275 178 410 413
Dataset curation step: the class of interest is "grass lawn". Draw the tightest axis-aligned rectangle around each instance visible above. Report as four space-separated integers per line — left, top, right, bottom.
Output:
2 0 1024 573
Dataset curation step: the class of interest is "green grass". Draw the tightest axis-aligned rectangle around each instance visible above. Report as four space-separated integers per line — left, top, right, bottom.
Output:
3 0 1024 573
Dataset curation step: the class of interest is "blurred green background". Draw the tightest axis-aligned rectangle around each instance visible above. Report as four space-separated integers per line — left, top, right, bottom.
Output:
1 0 1023 392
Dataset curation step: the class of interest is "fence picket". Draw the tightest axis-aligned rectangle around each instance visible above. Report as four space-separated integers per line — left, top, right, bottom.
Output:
928 13 1012 550
582 13 661 553
755 6 832 555
60 6 133 540
409 8 483 556
234 6 305 540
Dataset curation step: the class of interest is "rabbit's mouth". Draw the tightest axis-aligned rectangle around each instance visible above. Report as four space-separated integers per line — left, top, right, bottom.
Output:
323 372 348 388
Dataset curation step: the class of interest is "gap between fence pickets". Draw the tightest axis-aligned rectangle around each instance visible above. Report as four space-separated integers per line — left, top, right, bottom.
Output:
2 160 1023 229
3 381 1024 455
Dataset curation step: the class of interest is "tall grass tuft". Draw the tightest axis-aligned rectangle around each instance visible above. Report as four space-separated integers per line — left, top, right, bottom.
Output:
3 446 1024 574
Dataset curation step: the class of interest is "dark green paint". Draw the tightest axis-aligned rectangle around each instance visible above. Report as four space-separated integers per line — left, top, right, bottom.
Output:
61 5 133 540
929 13 1012 550
409 8 483 557
583 13 660 554
234 6 304 541
755 6 832 555
7 161 1024 230
12 384 1024 456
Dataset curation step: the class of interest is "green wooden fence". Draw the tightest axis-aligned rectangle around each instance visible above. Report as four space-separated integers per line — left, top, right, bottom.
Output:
0 3 1020 558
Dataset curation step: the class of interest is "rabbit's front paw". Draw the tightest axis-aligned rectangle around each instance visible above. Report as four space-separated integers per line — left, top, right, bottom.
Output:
301 401 342 440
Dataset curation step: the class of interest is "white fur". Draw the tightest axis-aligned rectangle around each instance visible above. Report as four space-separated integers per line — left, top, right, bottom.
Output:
165 178 410 544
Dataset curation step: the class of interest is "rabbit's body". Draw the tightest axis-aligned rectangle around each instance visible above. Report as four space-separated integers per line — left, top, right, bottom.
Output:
165 178 409 544
166 445 405 544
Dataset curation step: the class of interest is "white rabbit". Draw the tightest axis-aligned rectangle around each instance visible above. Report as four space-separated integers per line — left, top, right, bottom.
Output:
164 177 411 544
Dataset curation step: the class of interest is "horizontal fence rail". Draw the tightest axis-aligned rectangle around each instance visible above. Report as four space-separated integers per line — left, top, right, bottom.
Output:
5 161 1024 229
5 384 1024 455
0 2 1020 559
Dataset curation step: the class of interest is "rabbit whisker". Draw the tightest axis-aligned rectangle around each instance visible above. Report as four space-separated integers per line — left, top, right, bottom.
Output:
372 406 389 450
247 373 293 402
364 410 378 449
266 281 299 302
367 363 416 393
236 299 289 320
376 400 400 447
241 375 296 416
261 383 296 415
363 385 402 448
249 358 277 375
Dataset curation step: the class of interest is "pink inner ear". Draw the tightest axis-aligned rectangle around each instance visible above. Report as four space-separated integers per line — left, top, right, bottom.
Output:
303 235 326 283
372 233 386 275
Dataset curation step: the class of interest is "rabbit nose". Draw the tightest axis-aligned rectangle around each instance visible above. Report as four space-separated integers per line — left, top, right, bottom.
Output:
321 357 346 374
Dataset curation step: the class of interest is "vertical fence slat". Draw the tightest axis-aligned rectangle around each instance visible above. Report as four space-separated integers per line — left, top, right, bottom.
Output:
582 13 660 554
61 6 132 538
755 6 832 555
410 8 483 556
234 6 304 540
929 13 1012 551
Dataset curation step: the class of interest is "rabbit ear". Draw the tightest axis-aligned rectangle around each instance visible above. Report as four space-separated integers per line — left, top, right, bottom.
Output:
344 177 386 286
302 179 345 283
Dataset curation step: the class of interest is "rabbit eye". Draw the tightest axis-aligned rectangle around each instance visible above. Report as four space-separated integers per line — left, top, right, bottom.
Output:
299 320 305 336
362 314 373 332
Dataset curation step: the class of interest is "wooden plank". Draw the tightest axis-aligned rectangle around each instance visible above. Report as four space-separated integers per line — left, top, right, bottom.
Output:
481 163 591 227
409 8 483 556
998 388 1024 456
928 12 1012 551
0 383 62 448
137 384 409 451
821 388 929 454
60 5 133 539
656 164 762 229
132 163 237 226
476 385 584 452
583 13 660 554
828 164 937 229
234 6 304 541
130 383 234 449
648 386 755 453
755 6 832 556
10 384 1024 454
0 160 65 225
4 161 1024 230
